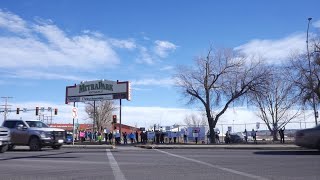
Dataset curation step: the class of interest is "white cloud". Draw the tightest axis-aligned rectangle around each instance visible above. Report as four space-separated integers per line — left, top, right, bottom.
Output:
136 46 154 64
313 20 320 28
0 9 29 35
109 38 137 50
0 10 120 70
154 40 177 58
4 70 86 81
132 77 174 87
160 65 174 71
234 33 306 63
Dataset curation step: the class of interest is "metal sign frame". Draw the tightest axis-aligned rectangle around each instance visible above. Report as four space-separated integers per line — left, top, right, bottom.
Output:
65 80 131 104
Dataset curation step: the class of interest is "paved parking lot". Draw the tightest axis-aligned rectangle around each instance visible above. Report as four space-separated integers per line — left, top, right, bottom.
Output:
0 146 319 180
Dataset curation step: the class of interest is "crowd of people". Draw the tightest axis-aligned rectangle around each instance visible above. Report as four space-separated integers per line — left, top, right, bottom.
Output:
76 126 287 145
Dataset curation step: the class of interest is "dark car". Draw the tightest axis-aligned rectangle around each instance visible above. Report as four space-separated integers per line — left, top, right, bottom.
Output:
225 133 244 144
295 125 320 150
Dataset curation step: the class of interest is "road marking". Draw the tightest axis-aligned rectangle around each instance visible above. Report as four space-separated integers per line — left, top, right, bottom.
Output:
106 149 127 180
155 149 269 180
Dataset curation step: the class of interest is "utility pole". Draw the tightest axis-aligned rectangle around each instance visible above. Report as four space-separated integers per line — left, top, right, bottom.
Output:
306 17 318 126
1 97 13 121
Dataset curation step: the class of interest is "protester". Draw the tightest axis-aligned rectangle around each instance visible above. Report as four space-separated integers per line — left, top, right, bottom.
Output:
279 127 285 143
244 129 248 143
251 129 257 144
135 131 139 143
129 132 134 144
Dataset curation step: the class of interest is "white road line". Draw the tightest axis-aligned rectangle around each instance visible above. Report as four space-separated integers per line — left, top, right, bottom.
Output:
155 149 269 180
106 149 127 180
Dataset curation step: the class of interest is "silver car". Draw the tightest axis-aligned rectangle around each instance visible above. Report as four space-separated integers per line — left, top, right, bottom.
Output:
295 125 320 150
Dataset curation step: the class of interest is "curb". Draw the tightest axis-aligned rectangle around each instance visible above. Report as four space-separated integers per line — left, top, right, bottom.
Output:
135 145 304 150
62 145 114 149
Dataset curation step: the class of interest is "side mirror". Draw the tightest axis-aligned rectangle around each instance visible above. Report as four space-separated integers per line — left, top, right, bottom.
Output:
17 124 27 130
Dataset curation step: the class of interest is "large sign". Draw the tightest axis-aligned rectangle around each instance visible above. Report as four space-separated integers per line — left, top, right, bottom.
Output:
65 80 131 104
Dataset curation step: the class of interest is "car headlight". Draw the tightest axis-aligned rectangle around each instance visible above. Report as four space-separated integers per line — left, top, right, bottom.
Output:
40 131 53 139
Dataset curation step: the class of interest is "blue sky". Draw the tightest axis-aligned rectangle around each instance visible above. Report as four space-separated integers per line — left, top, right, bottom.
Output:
0 1 319 130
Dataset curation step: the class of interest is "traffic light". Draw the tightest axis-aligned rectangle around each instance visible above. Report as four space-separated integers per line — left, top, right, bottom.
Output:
54 108 58 115
16 108 20 114
35 107 39 116
112 115 117 124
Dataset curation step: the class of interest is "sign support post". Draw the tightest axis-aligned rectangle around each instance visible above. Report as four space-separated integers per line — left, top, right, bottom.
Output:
72 102 75 145
120 99 122 137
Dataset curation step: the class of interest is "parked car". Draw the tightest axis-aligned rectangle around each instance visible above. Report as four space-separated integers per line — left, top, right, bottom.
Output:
225 133 244 143
0 126 10 153
295 125 320 150
65 132 73 144
2 119 65 151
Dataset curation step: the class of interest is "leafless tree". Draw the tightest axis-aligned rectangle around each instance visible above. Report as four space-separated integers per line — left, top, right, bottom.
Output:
183 114 207 127
85 100 117 132
289 37 320 125
175 47 269 143
249 66 301 141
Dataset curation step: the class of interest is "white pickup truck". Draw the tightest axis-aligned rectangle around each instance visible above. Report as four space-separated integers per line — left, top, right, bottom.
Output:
0 126 11 153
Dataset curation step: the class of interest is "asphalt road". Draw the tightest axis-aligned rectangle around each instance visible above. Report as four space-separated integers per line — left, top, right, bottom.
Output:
0 146 319 180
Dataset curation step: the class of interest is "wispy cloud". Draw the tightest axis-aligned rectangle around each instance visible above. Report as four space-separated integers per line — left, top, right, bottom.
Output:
154 40 177 58
109 38 137 50
132 77 175 87
160 65 174 71
0 9 120 70
4 70 86 81
234 33 306 63
136 40 177 65
136 46 154 64
313 20 320 28
0 9 29 35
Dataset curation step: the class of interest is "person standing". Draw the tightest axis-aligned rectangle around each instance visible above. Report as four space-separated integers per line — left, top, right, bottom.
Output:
108 132 113 145
173 132 177 144
244 129 248 143
215 130 220 144
135 131 139 143
279 127 285 144
251 129 257 144
160 132 165 144
129 132 134 144
123 132 128 144
206 130 210 144
193 130 199 144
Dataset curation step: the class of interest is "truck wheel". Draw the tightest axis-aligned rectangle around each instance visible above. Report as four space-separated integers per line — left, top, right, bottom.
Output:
0 145 8 153
29 137 41 151
8 145 15 151
52 145 62 150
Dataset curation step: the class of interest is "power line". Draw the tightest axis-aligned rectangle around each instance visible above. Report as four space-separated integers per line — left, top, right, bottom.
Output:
1 97 13 121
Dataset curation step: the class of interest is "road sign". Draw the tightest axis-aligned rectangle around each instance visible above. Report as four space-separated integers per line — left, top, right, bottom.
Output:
48 107 52 111
72 107 78 118
256 122 260 130
23 108 27 112
40 107 45 112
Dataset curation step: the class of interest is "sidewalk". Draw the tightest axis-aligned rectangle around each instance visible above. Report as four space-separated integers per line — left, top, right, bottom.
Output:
135 144 303 150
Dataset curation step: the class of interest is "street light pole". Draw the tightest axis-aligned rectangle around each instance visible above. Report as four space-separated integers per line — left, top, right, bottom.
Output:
306 17 318 126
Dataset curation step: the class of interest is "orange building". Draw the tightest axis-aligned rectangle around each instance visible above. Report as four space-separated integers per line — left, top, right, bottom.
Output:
48 123 140 134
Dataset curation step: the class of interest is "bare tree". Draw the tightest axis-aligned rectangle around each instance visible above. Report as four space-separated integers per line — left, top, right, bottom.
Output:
175 47 269 143
289 38 320 125
250 66 301 141
85 100 117 132
183 114 207 127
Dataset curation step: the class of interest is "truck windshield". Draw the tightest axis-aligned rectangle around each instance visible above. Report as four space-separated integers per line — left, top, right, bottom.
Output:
26 121 49 128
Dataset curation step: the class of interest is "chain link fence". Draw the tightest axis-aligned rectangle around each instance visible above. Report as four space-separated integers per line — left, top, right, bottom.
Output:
174 120 319 143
